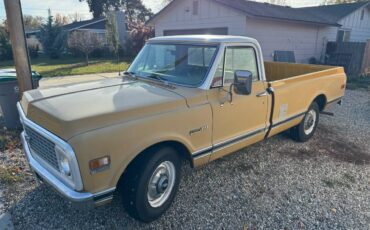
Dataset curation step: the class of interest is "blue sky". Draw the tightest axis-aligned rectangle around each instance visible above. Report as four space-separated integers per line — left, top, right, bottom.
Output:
0 0 324 22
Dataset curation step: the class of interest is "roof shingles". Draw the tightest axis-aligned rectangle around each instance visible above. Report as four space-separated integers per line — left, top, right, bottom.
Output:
149 0 370 27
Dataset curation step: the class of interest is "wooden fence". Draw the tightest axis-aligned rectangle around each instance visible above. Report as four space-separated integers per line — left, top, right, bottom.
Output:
325 41 367 76
361 41 370 75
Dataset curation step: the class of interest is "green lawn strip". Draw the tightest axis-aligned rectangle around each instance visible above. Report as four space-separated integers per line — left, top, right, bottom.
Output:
0 57 131 78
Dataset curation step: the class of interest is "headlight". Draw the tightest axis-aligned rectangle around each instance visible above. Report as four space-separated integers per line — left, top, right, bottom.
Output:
55 145 72 179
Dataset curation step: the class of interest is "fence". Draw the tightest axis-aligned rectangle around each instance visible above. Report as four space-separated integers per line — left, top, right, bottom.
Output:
325 41 367 76
361 41 370 75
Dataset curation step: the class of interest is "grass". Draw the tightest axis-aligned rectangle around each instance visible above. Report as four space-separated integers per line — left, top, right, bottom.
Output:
346 74 370 91
0 167 21 184
0 56 131 78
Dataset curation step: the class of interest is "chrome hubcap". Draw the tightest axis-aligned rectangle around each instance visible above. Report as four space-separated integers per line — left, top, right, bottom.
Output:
147 161 176 208
304 109 317 135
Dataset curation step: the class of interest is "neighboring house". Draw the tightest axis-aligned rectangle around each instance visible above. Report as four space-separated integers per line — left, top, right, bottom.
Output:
62 11 127 47
147 0 370 63
25 11 127 47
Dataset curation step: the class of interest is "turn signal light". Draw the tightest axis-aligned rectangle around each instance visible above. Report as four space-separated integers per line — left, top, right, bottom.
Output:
89 156 110 173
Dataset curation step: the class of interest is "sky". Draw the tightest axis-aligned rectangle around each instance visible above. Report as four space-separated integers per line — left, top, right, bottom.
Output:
0 0 324 22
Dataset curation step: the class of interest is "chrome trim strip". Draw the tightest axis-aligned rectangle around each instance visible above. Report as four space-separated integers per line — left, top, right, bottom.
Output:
271 112 306 128
213 127 266 152
191 127 266 158
21 131 115 204
17 102 84 191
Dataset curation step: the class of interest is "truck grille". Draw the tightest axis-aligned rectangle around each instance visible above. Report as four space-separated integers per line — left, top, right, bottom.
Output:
24 125 59 170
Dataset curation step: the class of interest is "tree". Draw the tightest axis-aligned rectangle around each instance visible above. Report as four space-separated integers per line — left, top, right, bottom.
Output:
23 15 44 30
127 22 153 55
79 0 153 22
106 13 120 62
68 30 103 65
55 13 70 25
68 12 86 22
0 25 12 60
39 12 66 59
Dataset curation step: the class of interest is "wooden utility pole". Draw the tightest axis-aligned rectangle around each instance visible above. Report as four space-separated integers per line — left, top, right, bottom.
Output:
4 0 33 96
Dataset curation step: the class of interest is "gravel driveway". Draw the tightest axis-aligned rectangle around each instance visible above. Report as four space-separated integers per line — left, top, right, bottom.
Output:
1 89 369 229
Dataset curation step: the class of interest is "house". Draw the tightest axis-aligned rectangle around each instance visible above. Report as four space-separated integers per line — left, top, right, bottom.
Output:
62 11 127 46
25 11 127 47
147 0 370 63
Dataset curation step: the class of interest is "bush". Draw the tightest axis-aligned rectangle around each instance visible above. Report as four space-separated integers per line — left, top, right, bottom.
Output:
0 27 13 61
28 44 39 59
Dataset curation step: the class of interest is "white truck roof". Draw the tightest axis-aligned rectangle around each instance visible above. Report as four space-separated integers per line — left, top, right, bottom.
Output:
148 35 259 44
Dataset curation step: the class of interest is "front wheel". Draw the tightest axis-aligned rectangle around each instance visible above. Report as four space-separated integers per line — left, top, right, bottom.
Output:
121 146 181 222
290 102 320 142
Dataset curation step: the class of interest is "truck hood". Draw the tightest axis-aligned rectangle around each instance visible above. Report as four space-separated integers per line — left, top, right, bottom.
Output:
20 78 190 140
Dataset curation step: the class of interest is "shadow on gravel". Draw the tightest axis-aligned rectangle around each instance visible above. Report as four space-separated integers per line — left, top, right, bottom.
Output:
281 125 370 165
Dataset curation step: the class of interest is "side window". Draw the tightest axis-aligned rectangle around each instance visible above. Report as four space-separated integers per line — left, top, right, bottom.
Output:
224 47 259 84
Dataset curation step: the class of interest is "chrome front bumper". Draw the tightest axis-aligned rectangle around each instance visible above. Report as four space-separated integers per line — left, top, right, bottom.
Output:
19 112 115 208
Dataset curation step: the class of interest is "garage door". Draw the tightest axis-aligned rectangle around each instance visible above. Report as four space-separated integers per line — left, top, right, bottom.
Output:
163 27 228 36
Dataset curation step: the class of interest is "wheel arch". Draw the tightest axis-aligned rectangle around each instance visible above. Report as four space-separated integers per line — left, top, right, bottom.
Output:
312 94 327 111
114 140 193 188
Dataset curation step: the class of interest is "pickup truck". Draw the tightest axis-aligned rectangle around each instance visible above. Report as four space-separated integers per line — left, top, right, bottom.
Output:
18 35 346 222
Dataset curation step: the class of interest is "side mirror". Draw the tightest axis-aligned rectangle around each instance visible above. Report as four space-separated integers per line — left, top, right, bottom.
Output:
234 70 253 95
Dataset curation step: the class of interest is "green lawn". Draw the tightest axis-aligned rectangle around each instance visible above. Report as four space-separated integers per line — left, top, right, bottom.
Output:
0 56 131 78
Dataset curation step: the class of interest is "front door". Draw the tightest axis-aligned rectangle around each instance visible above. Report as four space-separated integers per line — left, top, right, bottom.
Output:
208 45 269 161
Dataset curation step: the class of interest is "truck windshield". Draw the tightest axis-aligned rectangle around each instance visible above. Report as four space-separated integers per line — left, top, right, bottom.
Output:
128 43 218 87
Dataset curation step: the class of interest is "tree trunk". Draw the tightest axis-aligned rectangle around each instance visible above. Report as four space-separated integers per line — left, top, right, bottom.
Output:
86 53 89 66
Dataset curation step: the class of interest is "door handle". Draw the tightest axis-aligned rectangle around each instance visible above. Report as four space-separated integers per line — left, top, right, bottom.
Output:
256 91 268 97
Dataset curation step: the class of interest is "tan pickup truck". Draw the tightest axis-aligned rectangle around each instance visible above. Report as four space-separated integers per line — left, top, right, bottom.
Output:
18 35 346 222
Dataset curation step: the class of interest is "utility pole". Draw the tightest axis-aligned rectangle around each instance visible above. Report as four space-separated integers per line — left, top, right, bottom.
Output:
4 0 33 96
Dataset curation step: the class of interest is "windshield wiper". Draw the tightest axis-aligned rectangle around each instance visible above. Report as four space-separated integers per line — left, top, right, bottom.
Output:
145 74 170 84
123 71 138 79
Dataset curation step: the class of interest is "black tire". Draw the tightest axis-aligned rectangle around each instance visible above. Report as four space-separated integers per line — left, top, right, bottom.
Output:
290 102 320 142
121 146 181 222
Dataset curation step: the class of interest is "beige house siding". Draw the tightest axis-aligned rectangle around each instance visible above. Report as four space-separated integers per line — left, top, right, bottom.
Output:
150 0 370 63
245 18 325 63
318 6 370 43
152 0 246 37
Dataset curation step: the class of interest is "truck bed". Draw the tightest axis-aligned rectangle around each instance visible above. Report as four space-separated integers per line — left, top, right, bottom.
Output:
264 62 337 82
263 62 346 138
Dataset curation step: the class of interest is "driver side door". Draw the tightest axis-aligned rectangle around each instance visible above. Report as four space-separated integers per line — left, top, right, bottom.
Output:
207 45 269 161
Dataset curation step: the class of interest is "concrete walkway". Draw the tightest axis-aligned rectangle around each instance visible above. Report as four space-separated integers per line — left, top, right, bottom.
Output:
39 72 121 88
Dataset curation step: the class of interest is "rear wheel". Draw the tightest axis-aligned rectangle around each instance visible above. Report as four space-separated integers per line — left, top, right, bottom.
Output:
121 146 181 222
290 102 319 142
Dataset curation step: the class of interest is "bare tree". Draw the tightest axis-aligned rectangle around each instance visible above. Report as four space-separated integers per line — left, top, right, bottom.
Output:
68 30 103 65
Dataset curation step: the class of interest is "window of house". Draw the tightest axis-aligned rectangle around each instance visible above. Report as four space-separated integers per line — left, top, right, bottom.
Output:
193 1 199 15
337 29 351 42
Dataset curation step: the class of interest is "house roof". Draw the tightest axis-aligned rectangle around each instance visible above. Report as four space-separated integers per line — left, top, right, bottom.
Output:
148 0 370 27
301 1 370 23
62 17 106 31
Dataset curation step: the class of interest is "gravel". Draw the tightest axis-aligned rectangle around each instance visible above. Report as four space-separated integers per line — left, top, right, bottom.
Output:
1 89 370 230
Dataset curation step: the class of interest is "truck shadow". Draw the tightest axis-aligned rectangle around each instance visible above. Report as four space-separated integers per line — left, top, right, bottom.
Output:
277 125 370 165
